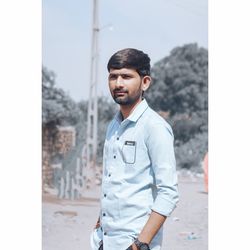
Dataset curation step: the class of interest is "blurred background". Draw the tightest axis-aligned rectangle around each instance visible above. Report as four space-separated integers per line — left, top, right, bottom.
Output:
42 0 208 249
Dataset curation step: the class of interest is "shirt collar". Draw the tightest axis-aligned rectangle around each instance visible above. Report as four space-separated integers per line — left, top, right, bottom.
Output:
114 99 149 123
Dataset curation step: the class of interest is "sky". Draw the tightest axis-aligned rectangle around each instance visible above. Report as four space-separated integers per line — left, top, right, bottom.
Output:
42 0 208 101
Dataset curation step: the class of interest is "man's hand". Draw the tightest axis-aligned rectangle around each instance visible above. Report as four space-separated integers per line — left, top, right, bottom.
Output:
126 243 137 250
131 243 138 250
137 210 166 244
94 217 100 229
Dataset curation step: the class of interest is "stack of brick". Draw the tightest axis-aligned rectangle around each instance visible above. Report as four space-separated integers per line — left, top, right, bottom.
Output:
42 126 56 189
54 126 76 155
42 126 76 192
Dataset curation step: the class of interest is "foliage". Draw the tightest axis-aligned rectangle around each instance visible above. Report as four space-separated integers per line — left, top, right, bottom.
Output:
175 133 208 170
146 43 208 115
43 43 208 171
42 66 80 127
146 43 208 170
76 100 88 144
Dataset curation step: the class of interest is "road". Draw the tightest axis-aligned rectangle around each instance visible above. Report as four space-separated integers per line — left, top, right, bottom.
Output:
42 172 208 250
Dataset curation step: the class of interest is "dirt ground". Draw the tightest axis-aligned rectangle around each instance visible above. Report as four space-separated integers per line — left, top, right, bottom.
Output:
42 171 208 250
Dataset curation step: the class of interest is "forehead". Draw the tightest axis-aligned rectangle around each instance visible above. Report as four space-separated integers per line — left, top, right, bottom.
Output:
109 68 139 75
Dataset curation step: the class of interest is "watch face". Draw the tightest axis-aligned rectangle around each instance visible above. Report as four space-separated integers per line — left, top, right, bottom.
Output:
140 244 150 250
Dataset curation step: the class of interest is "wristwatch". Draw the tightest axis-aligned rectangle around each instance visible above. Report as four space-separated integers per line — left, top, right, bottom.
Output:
134 238 150 250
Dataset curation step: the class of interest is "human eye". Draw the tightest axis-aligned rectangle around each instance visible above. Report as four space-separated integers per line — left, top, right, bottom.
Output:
121 74 132 79
108 74 117 80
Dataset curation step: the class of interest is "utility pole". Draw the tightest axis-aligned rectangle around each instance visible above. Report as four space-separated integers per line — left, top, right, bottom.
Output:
86 0 99 188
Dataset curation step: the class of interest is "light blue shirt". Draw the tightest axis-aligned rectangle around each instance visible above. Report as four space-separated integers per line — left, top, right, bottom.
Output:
100 99 179 250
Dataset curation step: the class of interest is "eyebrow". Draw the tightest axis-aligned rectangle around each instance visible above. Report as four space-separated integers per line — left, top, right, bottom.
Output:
108 73 134 77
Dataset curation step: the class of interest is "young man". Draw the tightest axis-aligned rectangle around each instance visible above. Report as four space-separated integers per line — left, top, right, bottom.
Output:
92 48 179 250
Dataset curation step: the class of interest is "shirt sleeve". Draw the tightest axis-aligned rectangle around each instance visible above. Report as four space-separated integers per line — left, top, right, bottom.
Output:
146 122 179 217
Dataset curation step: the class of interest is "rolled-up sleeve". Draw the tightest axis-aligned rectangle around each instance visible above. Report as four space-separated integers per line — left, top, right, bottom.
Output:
146 122 179 217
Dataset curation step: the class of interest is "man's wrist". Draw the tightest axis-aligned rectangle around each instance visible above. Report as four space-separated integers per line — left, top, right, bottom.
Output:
131 243 138 250
134 238 150 250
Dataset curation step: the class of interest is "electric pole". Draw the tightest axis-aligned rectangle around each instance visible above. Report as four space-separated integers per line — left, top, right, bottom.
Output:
86 0 99 188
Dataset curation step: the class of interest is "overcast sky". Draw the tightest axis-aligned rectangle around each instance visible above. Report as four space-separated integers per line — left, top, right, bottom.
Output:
42 0 208 101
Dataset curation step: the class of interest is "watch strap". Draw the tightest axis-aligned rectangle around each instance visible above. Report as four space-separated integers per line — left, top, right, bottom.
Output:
134 238 150 250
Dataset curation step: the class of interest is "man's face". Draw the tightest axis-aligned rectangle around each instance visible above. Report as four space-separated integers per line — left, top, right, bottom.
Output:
108 68 144 106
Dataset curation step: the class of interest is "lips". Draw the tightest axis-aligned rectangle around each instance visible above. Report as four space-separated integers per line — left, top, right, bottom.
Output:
114 90 127 96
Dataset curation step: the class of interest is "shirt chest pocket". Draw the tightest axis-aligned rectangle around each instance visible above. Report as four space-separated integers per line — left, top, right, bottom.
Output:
122 141 136 164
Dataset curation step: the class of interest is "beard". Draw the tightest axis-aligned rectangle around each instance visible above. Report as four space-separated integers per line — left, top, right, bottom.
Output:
113 90 142 106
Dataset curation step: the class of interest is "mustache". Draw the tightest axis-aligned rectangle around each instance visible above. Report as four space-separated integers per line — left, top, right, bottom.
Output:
113 89 128 94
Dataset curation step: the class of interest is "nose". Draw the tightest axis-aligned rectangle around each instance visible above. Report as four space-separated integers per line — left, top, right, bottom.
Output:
115 75 124 87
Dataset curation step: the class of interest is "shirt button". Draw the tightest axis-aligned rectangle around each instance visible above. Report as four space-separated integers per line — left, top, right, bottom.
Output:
104 194 107 197
103 213 106 216
104 232 107 235
108 174 111 177
114 155 116 159
117 137 119 140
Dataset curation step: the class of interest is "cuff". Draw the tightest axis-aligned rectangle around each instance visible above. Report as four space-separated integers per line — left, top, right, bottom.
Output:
151 195 177 217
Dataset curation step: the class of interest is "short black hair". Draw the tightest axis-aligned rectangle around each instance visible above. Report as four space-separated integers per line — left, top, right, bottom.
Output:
107 48 151 77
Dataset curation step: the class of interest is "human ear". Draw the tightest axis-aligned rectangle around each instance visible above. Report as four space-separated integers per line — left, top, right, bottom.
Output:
141 76 151 91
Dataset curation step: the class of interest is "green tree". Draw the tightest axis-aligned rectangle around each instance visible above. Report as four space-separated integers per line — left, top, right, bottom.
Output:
42 66 80 127
145 44 208 169
146 43 208 115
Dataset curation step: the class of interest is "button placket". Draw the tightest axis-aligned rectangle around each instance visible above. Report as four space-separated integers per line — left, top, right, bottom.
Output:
112 134 116 161
114 130 122 162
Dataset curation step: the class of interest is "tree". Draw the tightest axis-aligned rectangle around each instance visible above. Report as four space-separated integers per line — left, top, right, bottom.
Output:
145 43 208 170
146 43 208 115
42 66 80 127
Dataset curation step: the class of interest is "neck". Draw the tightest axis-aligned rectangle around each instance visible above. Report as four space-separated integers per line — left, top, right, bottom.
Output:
120 98 143 120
